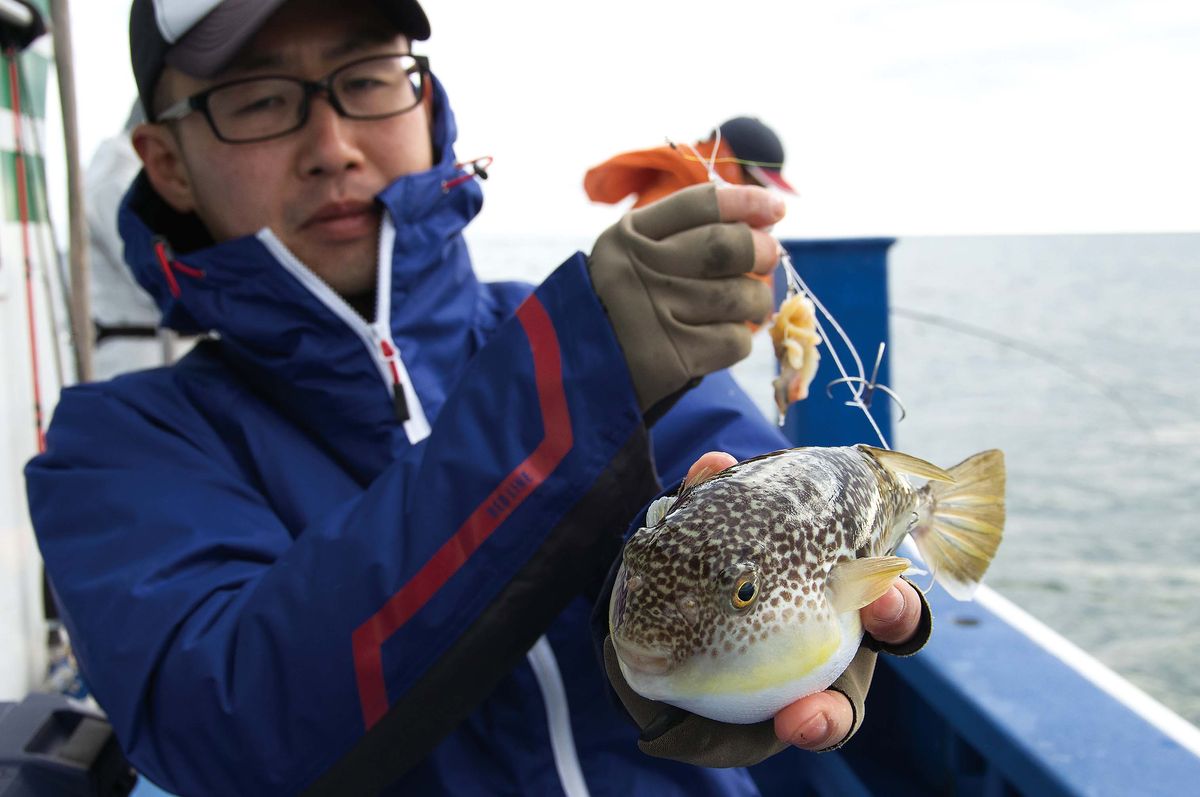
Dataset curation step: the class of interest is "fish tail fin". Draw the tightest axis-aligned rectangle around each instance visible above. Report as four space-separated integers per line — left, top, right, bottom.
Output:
912 449 1006 601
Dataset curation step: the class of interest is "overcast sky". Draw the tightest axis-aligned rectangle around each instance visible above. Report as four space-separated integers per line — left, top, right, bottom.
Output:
53 0 1200 239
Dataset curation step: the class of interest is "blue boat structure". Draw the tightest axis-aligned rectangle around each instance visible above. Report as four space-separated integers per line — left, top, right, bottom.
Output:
753 580 1200 796
2 4 1199 795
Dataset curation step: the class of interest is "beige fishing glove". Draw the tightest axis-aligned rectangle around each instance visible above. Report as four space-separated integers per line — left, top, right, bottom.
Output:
588 183 776 419
601 585 932 767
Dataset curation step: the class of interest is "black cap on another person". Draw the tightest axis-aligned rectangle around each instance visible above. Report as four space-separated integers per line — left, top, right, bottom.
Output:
129 0 431 119
716 116 796 194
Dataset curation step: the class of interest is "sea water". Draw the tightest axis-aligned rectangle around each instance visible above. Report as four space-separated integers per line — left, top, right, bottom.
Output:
889 233 1200 727
465 230 1200 727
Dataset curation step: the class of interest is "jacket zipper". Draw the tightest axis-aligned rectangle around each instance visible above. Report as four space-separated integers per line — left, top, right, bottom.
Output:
527 636 592 797
256 223 431 444
375 337 409 422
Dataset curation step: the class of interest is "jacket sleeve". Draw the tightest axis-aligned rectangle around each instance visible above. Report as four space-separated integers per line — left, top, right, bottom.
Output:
26 254 659 796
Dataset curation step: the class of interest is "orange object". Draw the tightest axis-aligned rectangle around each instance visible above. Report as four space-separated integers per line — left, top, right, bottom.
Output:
584 139 752 209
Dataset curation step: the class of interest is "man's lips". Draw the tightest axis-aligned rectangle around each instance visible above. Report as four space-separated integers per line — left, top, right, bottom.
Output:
300 200 379 241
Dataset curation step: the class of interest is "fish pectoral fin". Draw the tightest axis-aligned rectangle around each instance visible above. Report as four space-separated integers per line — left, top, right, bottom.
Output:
828 555 911 613
859 446 955 483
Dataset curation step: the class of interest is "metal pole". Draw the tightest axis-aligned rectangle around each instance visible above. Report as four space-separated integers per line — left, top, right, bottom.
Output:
0 0 34 31
49 0 92 382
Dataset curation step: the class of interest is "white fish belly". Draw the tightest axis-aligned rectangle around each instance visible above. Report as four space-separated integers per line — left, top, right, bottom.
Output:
625 612 865 725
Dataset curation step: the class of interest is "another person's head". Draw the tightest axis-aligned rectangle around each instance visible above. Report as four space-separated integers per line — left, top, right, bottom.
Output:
714 116 796 195
130 0 432 300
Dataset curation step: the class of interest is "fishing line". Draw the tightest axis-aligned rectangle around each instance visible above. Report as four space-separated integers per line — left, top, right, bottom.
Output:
669 131 899 449
827 342 908 422
779 249 892 449
701 126 721 176
668 136 788 170
891 305 1149 432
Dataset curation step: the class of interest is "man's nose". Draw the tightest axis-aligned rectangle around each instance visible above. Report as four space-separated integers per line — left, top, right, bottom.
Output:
296 94 363 176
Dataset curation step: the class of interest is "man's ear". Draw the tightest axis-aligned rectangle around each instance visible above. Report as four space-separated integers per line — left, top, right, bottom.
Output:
131 122 196 214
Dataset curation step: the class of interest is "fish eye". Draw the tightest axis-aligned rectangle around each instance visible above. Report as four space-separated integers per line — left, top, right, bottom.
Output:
732 576 758 609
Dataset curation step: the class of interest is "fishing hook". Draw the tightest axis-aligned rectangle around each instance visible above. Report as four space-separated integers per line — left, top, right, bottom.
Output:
825 342 908 422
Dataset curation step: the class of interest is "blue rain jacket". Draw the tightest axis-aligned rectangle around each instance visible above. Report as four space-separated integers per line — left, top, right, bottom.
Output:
26 77 789 795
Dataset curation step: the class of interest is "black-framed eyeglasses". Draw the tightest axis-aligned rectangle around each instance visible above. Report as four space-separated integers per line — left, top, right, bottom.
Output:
156 54 430 144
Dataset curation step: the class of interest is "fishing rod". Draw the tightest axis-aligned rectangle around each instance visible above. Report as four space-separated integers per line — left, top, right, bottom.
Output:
5 43 46 451
8 27 72 402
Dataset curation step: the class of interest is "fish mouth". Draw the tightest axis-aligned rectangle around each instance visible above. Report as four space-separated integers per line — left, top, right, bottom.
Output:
613 636 675 676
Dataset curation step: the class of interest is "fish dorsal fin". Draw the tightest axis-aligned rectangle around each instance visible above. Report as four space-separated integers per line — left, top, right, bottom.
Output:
859 446 955 483
828 555 911 613
645 495 674 527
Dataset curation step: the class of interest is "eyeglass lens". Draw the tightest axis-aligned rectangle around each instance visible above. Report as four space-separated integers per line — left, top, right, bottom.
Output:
206 55 424 142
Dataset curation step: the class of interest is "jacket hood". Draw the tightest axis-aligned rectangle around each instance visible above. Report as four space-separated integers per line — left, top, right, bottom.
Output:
116 75 490 479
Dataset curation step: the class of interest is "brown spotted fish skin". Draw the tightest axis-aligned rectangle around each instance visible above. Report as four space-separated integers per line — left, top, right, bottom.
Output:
609 446 920 723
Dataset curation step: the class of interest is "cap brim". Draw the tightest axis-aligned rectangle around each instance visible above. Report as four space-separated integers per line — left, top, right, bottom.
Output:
745 164 797 195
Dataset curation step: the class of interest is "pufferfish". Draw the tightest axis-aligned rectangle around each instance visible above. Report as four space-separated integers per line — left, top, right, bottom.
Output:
608 445 1005 724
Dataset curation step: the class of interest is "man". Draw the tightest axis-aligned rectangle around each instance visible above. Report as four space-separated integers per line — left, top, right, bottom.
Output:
26 1 926 794
585 116 797 209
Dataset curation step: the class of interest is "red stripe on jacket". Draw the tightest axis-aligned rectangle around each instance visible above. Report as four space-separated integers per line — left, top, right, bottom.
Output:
351 296 573 729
